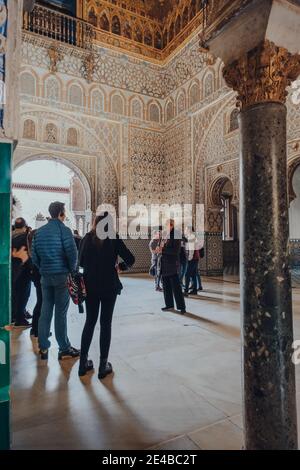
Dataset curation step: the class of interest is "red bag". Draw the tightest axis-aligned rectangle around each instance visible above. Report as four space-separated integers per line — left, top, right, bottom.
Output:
67 272 87 313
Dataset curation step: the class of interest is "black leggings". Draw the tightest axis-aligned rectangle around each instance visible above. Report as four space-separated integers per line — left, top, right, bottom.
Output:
80 291 117 360
32 279 43 336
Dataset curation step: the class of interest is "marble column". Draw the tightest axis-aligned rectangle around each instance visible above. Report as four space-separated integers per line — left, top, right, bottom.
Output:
223 40 300 450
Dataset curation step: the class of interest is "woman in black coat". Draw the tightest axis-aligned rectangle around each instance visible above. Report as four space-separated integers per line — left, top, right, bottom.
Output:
78 214 135 379
160 220 186 314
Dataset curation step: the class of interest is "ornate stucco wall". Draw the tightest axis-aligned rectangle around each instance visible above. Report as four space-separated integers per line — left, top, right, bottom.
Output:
14 29 300 271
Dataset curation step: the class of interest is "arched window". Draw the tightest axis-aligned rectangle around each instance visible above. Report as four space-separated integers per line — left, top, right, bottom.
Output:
182 7 189 28
169 23 174 42
20 72 36 96
177 92 186 114
144 28 153 47
220 180 234 241
67 128 78 146
88 7 97 26
45 123 58 143
189 82 200 106
149 103 160 123
45 76 60 102
229 109 239 132
69 84 83 107
111 94 124 115
134 25 143 43
166 101 174 122
123 21 132 39
23 119 36 140
175 16 181 35
99 13 110 31
204 73 214 97
154 31 162 50
112 16 121 35
91 89 104 113
131 99 143 119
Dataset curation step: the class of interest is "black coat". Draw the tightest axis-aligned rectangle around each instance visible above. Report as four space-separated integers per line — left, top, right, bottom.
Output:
161 230 181 277
11 258 25 286
79 232 135 297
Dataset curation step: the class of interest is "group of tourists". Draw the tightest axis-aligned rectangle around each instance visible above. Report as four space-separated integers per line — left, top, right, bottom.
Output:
149 223 204 313
11 201 203 379
11 201 134 379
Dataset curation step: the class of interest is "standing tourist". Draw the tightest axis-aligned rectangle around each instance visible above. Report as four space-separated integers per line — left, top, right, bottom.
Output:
78 213 135 379
149 229 163 292
11 218 32 328
160 220 186 314
184 228 203 296
179 234 188 289
32 201 79 361
73 229 82 250
28 229 42 338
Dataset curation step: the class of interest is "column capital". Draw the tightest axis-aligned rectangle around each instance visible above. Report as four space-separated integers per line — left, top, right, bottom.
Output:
223 40 300 109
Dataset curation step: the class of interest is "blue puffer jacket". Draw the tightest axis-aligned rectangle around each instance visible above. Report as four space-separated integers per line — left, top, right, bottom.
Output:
32 219 77 276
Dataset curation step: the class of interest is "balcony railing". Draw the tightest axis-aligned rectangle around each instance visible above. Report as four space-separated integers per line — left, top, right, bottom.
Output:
23 4 95 50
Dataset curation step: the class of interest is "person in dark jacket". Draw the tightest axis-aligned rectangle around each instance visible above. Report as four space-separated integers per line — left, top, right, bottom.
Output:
149 229 162 291
11 218 32 327
179 235 188 288
11 246 29 288
73 230 82 250
32 201 79 361
11 245 30 325
159 220 186 314
184 228 204 296
78 213 135 379
28 230 42 338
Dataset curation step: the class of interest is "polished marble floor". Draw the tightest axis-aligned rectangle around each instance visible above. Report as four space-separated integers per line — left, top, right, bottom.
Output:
11 275 300 450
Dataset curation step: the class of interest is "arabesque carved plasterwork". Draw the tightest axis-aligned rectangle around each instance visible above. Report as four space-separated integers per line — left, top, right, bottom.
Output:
48 45 63 73
17 107 121 211
22 33 214 99
193 95 234 204
98 157 119 209
287 98 300 142
18 21 300 230
129 126 164 206
164 120 192 205
81 52 96 83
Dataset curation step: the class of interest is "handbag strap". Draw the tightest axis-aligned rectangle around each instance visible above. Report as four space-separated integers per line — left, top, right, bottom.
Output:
58 220 77 275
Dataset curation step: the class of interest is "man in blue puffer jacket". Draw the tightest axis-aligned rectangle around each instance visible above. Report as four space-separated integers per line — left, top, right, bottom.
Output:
32 201 80 361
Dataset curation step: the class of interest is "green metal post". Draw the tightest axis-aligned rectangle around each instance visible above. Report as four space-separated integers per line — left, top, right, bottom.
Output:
0 142 12 450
